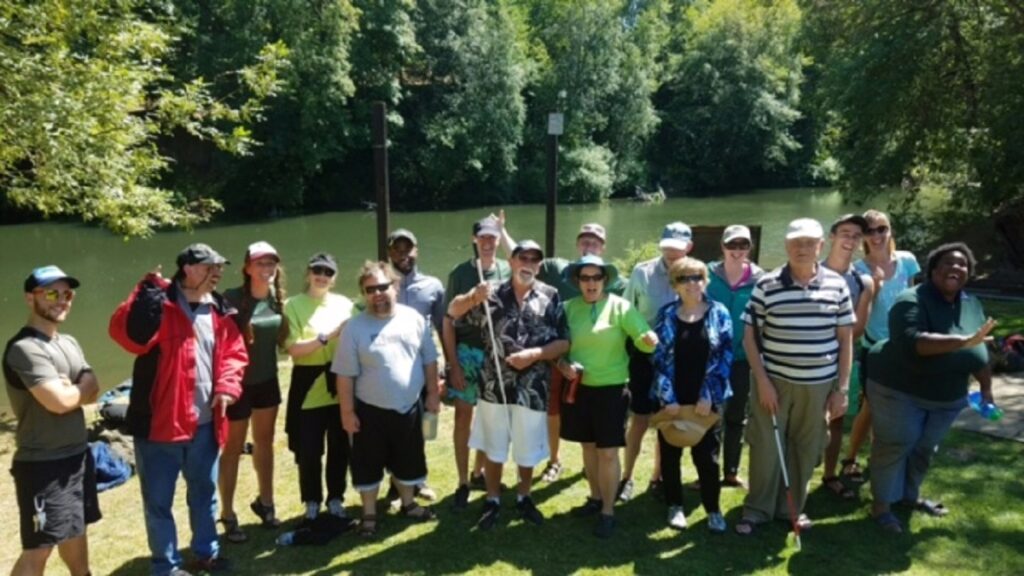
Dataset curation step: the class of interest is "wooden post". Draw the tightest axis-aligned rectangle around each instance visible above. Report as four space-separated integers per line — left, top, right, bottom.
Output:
372 102 390 261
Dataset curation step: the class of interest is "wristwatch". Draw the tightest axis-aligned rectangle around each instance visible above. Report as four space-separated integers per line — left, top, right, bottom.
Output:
317 333 329 346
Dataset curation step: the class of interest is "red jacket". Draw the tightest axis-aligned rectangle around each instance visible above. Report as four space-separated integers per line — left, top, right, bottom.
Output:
109 273 246 446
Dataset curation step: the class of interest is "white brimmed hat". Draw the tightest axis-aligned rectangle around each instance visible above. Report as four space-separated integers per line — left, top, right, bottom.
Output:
785 218 824 240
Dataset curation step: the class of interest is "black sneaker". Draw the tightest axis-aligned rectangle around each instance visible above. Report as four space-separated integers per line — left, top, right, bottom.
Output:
477 500 501 530
571 497 602 518
451 483 471 510
516 496 544 525
616 479 634 502
593 514 616 539
190 556 231 574
470 472 487 491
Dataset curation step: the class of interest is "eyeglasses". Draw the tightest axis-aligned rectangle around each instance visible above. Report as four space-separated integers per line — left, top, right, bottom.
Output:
866 225 890 236
34 288 76 302
310 266 336 277
724 241 751 250
578 273 605 283
363 282 392 295
674 274 704 285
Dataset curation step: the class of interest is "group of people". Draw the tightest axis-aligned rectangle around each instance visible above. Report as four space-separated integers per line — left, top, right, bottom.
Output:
4 209 998 575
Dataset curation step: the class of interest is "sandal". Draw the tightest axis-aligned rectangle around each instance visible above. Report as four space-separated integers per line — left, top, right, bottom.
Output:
795 513 813 531
841 458 865 484
722 475 748 490
358 515 378 538
823 476 856 500
874 511 903 533
219 516 248 544
400 502 437 522
735 517 759 536
250 498 282 528
912 499 949 517
540 461 563 483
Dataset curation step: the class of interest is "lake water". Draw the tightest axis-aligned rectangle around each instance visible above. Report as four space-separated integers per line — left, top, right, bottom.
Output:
0 188 857 408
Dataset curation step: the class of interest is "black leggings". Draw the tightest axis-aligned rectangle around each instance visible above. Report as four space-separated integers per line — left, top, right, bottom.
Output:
658 426 721 512
296 405 349 504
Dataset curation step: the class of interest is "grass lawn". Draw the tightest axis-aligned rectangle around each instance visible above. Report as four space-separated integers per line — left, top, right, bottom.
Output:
980 298 1024 339
2 365 1023 575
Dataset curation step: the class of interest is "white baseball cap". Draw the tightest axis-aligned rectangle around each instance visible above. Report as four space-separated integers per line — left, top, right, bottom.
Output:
722 225 752 244
659 222 693 251
785 218 824 240
247 241 279 261
577 223 607 243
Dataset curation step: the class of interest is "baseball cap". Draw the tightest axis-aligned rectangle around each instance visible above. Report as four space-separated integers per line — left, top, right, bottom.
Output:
387 228 418 247
511 240 544 259
176 243 229 268
721 225 752 244
659 222 693 251
577 223 607 243
830 214 869 234
307 252 338 273
785 218 825 240
24 265 80 292
247 241 279 261
472 217 501 238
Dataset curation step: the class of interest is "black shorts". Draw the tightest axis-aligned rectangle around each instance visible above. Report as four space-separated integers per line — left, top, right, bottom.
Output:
627 341 657 415
11 450 101 549
350 401 427 488
560 384 629 448
227 377 282 421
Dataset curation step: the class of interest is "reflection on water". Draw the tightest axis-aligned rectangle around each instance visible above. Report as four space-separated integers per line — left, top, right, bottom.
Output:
0 188 854 406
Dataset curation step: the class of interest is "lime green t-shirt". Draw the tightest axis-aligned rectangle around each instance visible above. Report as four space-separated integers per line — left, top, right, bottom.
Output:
282 292 354 409
565 294 653 387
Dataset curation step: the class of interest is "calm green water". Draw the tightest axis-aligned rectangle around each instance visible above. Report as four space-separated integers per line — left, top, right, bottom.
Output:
0 188 856 408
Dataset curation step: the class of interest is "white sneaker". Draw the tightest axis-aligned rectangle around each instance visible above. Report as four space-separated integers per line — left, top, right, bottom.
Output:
304 501 319 520
327 498 347 518
667 505 688 530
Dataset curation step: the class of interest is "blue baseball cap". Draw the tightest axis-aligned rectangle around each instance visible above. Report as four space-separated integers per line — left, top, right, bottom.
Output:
659 222 693 251
24 265 80 292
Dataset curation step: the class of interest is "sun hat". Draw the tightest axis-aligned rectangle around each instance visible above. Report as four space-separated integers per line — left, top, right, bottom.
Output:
564 254 618 287
649 406 721 448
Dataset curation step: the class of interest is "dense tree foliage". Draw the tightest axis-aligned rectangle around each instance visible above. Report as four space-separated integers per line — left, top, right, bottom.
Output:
2 0 1022 240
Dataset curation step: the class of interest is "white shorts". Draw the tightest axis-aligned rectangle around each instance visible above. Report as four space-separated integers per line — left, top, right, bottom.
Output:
469 400 549 468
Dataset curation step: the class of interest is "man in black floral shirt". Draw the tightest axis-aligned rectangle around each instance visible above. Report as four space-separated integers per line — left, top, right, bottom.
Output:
448 240 568 530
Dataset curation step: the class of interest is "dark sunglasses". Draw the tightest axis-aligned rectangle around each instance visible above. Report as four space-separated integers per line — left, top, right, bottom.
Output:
517 254 543 264
674 274 704 285
363 282 392 295
866 225 890 236
724 241 751 250
310 266 336 277
578 273 605 283
34 288 76 302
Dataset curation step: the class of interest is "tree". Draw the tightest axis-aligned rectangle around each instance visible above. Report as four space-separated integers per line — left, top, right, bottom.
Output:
0 0 285 236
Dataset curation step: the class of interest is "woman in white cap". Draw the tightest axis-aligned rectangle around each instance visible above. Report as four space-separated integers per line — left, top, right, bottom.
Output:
282 253 354 524
218 242 287 542
706 225 764 489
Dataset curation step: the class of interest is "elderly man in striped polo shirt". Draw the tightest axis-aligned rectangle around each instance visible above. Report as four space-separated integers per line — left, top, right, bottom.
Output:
735 218 854 535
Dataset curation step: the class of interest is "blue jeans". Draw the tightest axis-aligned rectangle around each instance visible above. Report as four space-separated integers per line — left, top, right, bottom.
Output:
867 379 964 505
135 423 220 575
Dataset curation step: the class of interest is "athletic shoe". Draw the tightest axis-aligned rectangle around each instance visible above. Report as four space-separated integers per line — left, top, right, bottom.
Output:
304 501 319 520
327 499 347 518
616 479 634 502
477 500 501 531
516 496 544 525
189 556 231 574
708 512 727 534
593 514 616 539
470 472 487 491
540 461 563 483
571 497 602 518
452 484 471 510
667 506 687 530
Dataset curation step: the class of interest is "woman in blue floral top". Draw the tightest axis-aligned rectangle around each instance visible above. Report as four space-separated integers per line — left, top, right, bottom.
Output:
652 257 733 533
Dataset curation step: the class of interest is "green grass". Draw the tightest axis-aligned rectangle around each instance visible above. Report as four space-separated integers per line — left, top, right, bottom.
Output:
980 298 1024 339
2 368 1023 575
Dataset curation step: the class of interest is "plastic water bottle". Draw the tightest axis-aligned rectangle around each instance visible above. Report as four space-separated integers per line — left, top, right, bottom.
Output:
422 411 439 441
968 391 1004 421
276 531 295 546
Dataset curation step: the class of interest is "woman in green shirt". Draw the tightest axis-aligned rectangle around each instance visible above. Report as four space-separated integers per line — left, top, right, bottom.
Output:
557 255 657 539
220 241 287 542
282 253 354 523
867 242 996 533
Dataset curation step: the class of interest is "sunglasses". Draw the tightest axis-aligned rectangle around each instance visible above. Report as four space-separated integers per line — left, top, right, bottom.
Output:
674 274 704 285
866 225 890 236
363 282 392 295
34 288 76 302
578 273 605 283
310 266 336 277
724 241 751 250
517 254 542 264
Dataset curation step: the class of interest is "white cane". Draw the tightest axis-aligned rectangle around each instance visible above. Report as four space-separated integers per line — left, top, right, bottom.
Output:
771 413 802 551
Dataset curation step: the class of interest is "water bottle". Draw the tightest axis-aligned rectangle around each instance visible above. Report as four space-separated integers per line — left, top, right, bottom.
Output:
276 531 295 546
968 391 1004 421
422 411 439 441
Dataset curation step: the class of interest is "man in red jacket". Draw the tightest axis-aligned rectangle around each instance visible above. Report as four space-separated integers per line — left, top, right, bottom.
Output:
110 243 246 576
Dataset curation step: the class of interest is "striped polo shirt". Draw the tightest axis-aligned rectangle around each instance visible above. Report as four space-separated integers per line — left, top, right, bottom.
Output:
742 264 854 385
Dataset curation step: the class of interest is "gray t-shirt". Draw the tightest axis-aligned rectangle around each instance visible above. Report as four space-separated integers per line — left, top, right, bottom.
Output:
3 328 90 461
177 288 215 425
333 304 439 414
